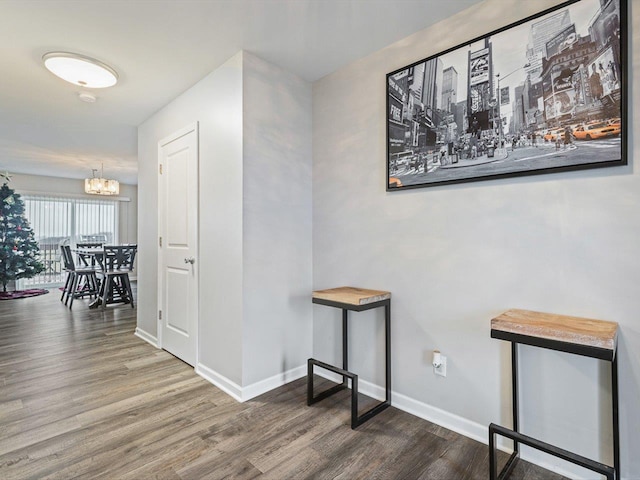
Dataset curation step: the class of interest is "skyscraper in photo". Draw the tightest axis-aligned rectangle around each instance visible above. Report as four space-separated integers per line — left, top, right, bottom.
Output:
441 66 458 113
526 9 572 81
410 63 426 101
422 57 443 111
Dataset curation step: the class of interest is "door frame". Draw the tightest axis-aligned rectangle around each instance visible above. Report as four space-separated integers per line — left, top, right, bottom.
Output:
156 122 199 363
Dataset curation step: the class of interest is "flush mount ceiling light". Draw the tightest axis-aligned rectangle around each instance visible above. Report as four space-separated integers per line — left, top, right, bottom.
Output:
43 52 118 88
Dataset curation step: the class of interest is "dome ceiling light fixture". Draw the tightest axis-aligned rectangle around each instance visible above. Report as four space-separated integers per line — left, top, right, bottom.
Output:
43 52 118 88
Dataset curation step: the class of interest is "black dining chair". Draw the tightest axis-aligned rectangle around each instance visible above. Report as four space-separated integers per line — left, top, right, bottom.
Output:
60 245 100 309
96 245 137 309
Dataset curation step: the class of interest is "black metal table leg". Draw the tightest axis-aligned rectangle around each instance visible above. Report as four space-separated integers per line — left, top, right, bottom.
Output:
351 375 359 429
490 423 615 480
308 294 391 430
385 302 391 403
342 309 348 383
307 358 351 406
612 353 620 480
511 342 519 456
490 342 521 480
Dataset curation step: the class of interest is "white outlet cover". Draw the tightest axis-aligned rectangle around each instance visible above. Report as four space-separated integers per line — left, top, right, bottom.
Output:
434 356 447 377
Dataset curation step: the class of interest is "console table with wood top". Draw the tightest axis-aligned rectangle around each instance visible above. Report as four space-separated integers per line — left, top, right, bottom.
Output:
307 286 391 429
489 309 619 480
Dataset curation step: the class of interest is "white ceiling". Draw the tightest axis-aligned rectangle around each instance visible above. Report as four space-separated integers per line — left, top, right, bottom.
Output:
0 0 482 185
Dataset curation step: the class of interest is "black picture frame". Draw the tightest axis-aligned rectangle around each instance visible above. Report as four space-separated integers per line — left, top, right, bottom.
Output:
386 0 627 191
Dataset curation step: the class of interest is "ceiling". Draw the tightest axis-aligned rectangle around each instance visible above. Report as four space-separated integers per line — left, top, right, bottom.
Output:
0 0 482 185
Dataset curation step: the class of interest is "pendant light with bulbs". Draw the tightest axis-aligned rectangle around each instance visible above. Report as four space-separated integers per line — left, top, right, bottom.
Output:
85 164 119 196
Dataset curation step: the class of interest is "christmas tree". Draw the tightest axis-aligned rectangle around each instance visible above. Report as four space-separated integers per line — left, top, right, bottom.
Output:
0 178 44 292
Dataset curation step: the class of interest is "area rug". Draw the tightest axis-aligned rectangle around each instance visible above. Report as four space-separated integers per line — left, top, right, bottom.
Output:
0 289 49 300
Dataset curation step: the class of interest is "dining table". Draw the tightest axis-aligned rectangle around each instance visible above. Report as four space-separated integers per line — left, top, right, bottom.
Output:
72 245 136 309
74 247 107 269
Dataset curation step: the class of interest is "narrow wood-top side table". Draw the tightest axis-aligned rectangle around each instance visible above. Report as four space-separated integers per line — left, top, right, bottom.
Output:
308 286 391 429
489 308 619 480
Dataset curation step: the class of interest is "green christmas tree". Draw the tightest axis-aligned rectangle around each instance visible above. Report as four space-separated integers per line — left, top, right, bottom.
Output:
0 181 44 292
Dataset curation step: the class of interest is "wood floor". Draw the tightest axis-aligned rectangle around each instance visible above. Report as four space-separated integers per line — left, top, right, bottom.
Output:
0 289 568 480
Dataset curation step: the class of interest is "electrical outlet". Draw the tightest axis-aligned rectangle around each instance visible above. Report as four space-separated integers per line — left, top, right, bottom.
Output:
434 355 447 377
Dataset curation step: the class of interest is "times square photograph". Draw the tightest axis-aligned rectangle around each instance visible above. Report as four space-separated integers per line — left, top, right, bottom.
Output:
387 0 624 189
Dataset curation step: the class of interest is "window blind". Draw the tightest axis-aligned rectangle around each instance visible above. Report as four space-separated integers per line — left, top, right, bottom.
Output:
20 195 118 286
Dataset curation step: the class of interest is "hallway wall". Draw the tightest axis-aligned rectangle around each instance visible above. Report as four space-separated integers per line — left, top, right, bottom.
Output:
312 0 638 477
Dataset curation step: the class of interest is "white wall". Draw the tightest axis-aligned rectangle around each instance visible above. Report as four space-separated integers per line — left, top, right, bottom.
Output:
242 52 313 386
138 52 244 384
8 172 137 245
312 0 638 478
137 51 313 396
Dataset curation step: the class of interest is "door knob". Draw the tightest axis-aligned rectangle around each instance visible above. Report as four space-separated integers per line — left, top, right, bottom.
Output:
184 257 195 264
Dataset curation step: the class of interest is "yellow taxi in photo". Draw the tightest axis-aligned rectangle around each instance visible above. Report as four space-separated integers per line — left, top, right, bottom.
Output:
543 129 565 142
573 122 620 140
607 117 621 128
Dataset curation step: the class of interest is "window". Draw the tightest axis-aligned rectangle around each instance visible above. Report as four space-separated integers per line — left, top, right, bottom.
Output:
21 195 118 286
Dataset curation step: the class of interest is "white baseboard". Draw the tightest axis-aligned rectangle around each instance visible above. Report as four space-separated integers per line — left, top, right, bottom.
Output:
241 365 307 401
391 388 488 445
134 327 158 348
195 363 243 402
196 363 307 403
313 370 485 442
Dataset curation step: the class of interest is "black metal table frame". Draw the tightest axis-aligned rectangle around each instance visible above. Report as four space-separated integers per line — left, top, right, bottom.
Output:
489 331 619 480
307 297 391 429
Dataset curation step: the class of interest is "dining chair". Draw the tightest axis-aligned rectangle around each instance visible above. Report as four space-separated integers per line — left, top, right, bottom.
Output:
96 245 137 309
43 242 63 281
60 245 100 309
76 242 104 267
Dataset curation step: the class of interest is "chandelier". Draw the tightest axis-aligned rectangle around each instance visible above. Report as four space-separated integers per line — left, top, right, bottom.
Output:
85 165 119 196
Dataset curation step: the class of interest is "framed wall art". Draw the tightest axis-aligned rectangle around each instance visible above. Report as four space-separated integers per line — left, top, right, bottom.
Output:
386 0 626 190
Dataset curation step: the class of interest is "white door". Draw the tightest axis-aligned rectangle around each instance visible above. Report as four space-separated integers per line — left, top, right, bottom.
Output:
158 123 199 366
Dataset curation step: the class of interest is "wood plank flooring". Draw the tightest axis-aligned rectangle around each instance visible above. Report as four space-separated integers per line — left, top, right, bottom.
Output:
0 289 568 479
